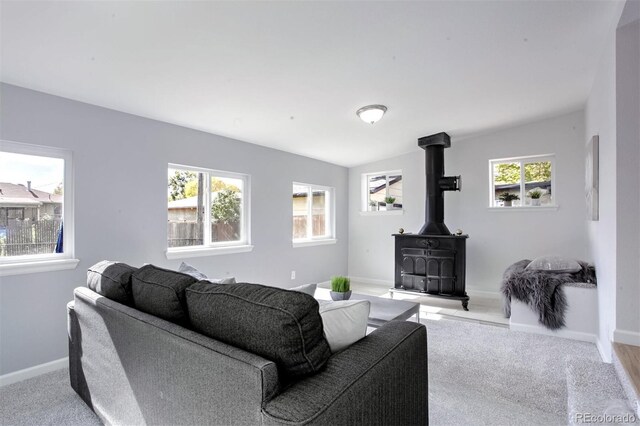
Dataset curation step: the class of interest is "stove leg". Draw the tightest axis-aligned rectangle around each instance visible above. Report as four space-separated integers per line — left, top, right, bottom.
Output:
462 300 469 311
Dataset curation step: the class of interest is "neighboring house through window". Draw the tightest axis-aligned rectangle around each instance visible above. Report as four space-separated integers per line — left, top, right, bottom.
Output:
0 140 77 275
363 171 403 212
489 155 555 208
166 164 252 258
292 182 335 247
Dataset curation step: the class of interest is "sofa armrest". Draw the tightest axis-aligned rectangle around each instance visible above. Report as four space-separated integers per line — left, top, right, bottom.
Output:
261 320 428 426
69 287 281 425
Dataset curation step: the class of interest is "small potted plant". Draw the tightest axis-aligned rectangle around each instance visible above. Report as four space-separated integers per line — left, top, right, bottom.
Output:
499 192 520 207
330 276 351 301
528 189 543 206
385 196 397 210
369 200 377 211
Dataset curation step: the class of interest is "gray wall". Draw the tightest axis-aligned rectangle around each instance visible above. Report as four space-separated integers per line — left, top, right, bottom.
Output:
348 111 588 294
0 84 349 375
585 0 640 359
615 12 639 343
585 26 617 360
348 151 424 285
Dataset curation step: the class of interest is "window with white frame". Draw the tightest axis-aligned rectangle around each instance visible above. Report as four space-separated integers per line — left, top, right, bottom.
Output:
0 141 76 273
363 171 403 212
167 165 250 255
292 183 335 243
489 155 555 208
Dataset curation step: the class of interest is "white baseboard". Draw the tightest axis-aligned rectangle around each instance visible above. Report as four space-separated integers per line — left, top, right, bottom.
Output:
596 338 612 363
466 288 501 299
510 323 597 344
349 276 502 299
0 357 68 387
614 328 640 346
349 276 393 287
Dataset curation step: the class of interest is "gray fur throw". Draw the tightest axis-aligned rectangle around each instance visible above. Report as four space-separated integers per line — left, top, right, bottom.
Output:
501 260 596 330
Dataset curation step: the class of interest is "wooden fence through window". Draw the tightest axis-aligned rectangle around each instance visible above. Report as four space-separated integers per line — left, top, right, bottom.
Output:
167 222 241 247
0 220 62 256
292 215 326 239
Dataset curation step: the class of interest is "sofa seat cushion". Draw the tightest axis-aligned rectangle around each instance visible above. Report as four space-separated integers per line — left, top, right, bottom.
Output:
132 264 197 326
87 260 138 306
318 300 370 352
186 282 331 379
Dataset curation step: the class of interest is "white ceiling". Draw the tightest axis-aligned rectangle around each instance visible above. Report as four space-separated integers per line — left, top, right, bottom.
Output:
0 1 623 167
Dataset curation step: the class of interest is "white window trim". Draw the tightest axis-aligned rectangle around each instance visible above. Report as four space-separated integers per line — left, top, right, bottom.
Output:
361 169 403 213
292 182 336 247
292 239 337 248
487 206 559 212
166 244 254 259
0 258 80 277
166 164 251 258
0 140 78 276
359 210 404 216
488 154 556 209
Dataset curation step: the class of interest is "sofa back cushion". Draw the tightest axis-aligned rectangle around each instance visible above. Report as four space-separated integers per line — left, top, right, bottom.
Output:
87 260 138 306
186 282 331 379
132 264 197 326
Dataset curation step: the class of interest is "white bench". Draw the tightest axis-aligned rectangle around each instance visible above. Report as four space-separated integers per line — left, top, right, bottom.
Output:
510 283 598 342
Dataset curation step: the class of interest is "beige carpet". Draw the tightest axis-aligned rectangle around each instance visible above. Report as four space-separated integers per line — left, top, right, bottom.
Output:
1 318 604 425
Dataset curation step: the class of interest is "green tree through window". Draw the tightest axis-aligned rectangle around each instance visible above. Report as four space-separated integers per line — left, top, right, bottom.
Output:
494 163 520 184
211 189 241 224
524 162 551 182
494 162 551 184
167 166 248 248
490 157 554 207
168 170 196 201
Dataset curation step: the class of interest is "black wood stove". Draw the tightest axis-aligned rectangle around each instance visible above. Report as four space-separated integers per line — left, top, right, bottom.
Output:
393 132 470 310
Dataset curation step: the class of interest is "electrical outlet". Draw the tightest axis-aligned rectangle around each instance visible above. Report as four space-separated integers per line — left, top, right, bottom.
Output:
290 271 296 280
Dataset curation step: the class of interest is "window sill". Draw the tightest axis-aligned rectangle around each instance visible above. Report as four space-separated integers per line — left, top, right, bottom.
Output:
292 239 337 248
0 258 80 277
166 245 254 259
359 210 404 216
487 205 559 212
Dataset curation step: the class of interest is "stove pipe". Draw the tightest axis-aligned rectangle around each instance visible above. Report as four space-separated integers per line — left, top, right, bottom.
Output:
417 132 461 235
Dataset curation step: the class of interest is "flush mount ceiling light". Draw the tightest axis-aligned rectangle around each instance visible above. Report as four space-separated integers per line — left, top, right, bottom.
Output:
356 104 387 124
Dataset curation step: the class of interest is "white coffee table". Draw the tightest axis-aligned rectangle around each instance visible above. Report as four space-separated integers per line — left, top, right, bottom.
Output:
315 289 420 328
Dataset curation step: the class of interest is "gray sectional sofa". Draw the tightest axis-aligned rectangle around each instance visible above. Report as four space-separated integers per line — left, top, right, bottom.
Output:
68 263 428 425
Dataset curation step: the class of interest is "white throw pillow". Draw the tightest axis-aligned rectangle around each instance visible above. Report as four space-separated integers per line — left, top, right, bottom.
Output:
207 276 237 284
178 262 208 280
525 256 581 273
178 262 236 284
290 283 317 296
319 300 370 352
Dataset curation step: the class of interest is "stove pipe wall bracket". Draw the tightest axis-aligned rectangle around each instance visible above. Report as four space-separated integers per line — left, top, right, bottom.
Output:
417 132 461 236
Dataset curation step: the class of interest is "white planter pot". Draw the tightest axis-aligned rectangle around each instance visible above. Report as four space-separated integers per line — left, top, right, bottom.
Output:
330 290 352 301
